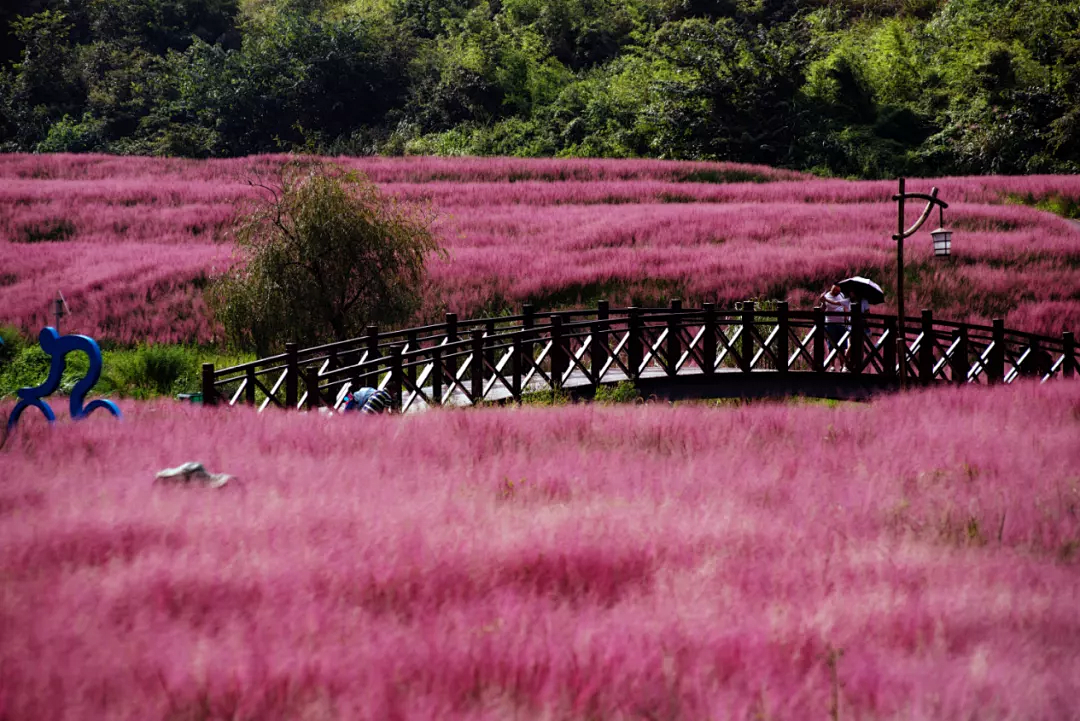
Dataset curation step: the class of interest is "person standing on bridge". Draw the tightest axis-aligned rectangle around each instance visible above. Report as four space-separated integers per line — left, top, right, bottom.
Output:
821 284 851 371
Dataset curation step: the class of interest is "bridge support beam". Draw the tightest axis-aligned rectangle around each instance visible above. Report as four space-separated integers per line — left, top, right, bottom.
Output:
635 371 895 403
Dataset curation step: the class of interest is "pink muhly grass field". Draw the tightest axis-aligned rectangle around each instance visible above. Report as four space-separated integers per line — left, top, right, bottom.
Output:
2 382 1079 720
2 153 1079 344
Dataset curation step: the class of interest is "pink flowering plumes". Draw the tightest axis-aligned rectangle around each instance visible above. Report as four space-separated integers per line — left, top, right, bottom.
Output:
2 382 1080 719
2 154 1079 344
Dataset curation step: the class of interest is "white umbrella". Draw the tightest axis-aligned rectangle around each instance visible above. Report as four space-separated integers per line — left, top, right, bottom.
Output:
838 276 884 305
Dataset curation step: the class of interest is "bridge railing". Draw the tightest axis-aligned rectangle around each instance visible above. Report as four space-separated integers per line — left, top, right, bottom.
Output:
202 301 1077 412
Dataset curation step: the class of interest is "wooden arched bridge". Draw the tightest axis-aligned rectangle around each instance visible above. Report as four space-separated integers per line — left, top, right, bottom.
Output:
201 302 1077 413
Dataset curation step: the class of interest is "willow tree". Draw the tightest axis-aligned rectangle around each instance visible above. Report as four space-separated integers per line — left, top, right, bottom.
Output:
210 162 441 355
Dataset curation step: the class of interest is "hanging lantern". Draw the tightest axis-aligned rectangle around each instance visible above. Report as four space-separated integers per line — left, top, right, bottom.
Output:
930 205 952 257
931 227 952 256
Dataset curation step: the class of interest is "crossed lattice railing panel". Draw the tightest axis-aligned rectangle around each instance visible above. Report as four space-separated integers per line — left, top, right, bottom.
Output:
205 301 1078 411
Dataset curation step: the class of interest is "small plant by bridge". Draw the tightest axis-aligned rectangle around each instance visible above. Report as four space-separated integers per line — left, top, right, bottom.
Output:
203 301 1077 413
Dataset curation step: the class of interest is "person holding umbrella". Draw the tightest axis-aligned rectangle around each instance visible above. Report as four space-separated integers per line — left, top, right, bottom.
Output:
821 284 851 371
838 276 884 343
838 276 884 312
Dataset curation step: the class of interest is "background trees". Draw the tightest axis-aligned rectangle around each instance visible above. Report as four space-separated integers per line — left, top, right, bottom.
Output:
1 0 1077 177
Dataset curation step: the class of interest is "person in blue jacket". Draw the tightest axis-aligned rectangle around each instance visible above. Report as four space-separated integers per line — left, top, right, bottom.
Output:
343 387 392 414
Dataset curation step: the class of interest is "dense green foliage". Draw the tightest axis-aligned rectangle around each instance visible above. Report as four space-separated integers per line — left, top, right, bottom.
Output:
0 334 252 400
1 0 1078 176
208 162 441 353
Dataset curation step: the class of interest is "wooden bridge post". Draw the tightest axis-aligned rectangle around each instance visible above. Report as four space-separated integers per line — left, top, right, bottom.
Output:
201 363 216 406
304 366 321 409
245 366 256 405
431 346 443 406
628 307 642 380
1064 331 1075 378
702 303 716 377
920 310 934 385
484 320 495 380
591 300 609 384
471 330 484 401
389 345 404 411
406 331 418 387
776 302 789 374
813 306 826 374
989 319 1005 384
740 301 754 373
951 328 968 385
365 325 380 361
285 342 298 408
849 304 864 375
550 315 566 389
511 332 523 400
521 305 535 387
445 313 458 378
667 299 681 378
1025 336 1039 378
883 318 897 381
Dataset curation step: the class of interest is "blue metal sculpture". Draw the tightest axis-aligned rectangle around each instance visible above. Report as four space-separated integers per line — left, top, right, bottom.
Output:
6 327 121 432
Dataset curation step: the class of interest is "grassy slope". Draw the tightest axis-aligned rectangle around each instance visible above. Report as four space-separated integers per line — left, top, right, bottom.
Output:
2 155 1079 350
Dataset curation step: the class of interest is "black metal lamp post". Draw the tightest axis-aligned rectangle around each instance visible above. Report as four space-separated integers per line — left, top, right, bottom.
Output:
893 177 951 387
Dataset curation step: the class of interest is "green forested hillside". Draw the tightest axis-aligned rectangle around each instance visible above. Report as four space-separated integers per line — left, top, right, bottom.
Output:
1 0 1077 177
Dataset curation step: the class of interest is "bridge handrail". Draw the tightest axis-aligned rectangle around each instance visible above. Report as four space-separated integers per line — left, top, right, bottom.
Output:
204 301 1076 411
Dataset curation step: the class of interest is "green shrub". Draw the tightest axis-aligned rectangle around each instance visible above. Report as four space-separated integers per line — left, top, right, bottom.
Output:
0 343 91 399
0 338 254 401
106 344 199 397
520 388 571 406
0 326 25 365
594 380 640 404
0 345 50 398
139 344 194 394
